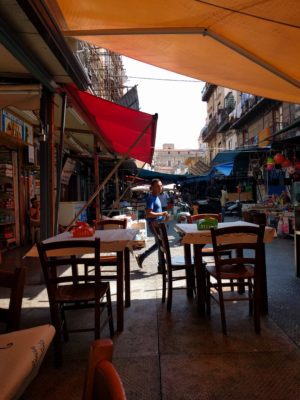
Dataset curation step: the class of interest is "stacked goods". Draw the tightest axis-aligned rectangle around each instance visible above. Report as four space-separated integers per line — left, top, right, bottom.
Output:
0 226 13 239
0 197 14 209
0 163 13 177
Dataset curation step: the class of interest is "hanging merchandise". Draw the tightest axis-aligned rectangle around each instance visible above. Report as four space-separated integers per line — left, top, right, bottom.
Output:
274 153 285 165
295 160 300 171
282 217 289 235
277 217 283 236
266 157 274 171
282 158 291 168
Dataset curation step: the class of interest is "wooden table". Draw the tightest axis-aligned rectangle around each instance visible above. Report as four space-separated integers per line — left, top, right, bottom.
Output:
0 324 55 399
175 221 276 316
25 229 138 332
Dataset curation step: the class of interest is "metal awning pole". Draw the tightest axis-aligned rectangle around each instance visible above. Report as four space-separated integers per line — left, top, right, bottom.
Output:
65 115 156 231
54 92 67 234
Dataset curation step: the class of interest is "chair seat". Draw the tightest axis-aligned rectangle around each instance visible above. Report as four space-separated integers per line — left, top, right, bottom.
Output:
55 282 109 303
206 264 254 279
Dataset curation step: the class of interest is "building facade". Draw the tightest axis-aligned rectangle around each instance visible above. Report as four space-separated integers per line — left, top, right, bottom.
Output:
200 82 300 165
152 143 202 174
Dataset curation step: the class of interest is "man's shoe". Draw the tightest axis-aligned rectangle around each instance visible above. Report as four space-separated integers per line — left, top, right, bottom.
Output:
135 254 143 269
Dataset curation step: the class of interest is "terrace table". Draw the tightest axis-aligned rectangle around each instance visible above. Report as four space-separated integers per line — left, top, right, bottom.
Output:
0 324 55 399
25 229 138 332
175 221 276 316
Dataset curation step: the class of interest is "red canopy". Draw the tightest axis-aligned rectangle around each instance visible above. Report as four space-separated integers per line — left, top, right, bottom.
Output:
63 84 157 164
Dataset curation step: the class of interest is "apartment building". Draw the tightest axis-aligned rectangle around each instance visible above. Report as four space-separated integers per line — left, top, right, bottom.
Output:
200 83 300 165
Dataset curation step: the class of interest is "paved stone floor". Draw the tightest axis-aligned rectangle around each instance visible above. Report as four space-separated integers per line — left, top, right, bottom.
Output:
1 220 300 399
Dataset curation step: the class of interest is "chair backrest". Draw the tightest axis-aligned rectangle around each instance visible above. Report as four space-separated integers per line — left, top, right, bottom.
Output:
210 225 265 275
37 239 101 304
94 219 127 230
83 339 126 400
188 213 222 223
156 222 172 269
0 267 26 332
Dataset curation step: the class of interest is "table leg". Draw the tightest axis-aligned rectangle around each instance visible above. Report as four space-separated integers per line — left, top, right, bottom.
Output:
194 244 206 316
116 251 124 331
124 247 130 308
184 244 194 298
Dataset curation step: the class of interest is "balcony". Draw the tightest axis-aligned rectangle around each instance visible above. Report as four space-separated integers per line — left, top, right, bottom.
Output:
217 108 230 132
230 97 278 129
202 114 218 142
201 83 216 101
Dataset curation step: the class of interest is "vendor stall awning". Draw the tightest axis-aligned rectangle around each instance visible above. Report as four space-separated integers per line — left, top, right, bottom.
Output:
212 162 234 177
137 168 194 183
48 0 300 103
212 151 241 165
62 84 157 164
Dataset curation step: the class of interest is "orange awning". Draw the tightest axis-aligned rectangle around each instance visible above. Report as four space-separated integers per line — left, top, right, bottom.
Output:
62 84 157 164
47 0 300 103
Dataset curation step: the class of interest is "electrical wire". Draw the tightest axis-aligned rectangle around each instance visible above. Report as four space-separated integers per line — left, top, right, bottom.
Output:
194 0 300 29
126 76 202 83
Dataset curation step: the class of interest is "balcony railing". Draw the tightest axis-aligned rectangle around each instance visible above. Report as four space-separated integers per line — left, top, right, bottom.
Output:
201 83 216 101
202 114 218 141
217 108 230 132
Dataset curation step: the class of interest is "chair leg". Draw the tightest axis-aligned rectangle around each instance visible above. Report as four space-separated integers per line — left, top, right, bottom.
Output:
95 299 100 340
253 284 261 335
162 265 166 304
51 305 63 367
166 270 173 312
106 286 114 337
60 307 69 342
217 279 227 335
248 279 253 316
205 272 211 316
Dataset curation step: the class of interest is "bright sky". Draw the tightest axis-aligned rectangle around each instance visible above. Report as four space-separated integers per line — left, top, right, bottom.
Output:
122 56 207 150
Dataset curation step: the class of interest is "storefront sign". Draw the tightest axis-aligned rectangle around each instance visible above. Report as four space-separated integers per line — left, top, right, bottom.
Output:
1 110 23 140
1 110 34 144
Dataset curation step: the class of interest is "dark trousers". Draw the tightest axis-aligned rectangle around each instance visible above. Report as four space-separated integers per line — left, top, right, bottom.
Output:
139 221 164 267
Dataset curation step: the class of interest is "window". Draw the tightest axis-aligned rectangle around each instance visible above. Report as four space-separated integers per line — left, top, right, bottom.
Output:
168 160 171 167
224 92 236 113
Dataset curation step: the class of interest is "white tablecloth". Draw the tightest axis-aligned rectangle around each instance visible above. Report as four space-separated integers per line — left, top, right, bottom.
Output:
0 324 55 399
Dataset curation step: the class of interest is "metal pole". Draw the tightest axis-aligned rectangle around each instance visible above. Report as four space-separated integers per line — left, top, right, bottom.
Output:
54 92 67 234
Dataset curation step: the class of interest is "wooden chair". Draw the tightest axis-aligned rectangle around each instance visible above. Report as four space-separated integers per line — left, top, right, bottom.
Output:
156 222 195 311
94 219 128 231
92 219 128 295
37 238 114 366
206 225 265 335
83 338 126 400
0 267 26 332
188 213 232 260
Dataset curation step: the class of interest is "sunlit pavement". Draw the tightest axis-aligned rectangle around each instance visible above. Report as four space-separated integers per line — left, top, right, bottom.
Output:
1 219 300 399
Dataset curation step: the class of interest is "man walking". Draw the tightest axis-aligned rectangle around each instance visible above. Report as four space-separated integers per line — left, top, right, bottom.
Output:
135 179 169 270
